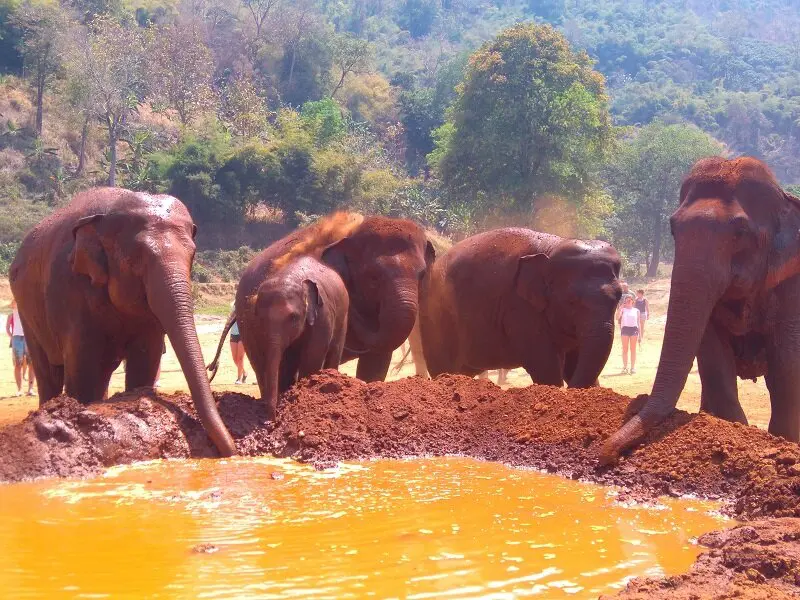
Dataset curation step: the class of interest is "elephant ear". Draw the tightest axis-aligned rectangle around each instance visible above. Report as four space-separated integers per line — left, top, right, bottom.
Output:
321 237 353 288
69 214 109 287
303 279 322 326
514 253 550 311
424 240 436 269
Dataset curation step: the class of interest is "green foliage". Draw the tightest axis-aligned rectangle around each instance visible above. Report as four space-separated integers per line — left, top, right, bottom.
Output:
432 23 613 219
0 240 20 275
301 98 346 145
193 247 257 282
605 121 724 276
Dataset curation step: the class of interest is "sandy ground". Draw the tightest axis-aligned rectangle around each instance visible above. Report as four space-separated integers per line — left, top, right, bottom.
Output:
0 278 772 430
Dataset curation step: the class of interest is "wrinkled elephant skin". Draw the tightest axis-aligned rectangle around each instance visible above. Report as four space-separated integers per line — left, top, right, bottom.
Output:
10 186 236 457
602 156 800 464
418 228 622 388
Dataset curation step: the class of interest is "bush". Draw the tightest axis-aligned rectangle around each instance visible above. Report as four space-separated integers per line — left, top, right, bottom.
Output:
0 240 20 275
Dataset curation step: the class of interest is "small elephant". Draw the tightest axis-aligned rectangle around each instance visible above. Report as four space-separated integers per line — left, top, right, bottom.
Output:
10 187 236 457
236 212 434 384
208 256 348 419
602 157 800 464
418 228 622 387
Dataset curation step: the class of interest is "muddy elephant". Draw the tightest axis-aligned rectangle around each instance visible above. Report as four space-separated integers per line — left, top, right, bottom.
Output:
601 157 800 464
208 256 348 419
9 187 236 456
418 228 622 387
235 212 434 386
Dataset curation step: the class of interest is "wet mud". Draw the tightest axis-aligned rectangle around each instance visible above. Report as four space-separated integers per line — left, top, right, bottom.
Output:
3 370 800 598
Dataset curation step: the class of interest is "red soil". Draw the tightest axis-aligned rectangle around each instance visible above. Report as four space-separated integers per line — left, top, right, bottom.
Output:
2 370 800 598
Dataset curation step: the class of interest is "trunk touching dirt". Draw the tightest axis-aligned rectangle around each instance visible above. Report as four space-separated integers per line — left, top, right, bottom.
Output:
147 267 236 457
568 319 615 388
348 287 419 354
262 339 282 419
601 266 721 463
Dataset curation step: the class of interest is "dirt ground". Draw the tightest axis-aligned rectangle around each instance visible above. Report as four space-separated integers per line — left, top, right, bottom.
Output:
0 277 774 431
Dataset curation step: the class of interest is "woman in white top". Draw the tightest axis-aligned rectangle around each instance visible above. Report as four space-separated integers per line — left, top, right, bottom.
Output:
616 295 641 374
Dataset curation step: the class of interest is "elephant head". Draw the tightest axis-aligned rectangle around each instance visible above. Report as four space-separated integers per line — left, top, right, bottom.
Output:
322 216 435 355
515 239 622 387
601 156 800 464
253 271 322 417
69 192 236 457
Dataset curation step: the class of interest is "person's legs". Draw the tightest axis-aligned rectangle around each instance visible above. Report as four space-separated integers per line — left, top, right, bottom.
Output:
25 342 35 395
639 316 646 342
11 336 24 395
629 334 638 373
620 335 629 373
235 342 247 381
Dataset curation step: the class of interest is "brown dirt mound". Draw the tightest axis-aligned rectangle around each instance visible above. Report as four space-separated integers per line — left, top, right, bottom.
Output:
4 371 800 598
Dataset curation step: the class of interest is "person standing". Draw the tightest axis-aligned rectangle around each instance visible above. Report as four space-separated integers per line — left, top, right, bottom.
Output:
635 289 650 343
230 318 247 384
617 295 640 375
6 299 35 396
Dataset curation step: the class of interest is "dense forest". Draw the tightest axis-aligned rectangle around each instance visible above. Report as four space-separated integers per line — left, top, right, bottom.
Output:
1 0 798 278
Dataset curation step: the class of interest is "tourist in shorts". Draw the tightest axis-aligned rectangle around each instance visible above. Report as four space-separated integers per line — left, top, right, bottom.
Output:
6 299 35 396
635 289 650 344
230 311 247 384
617 295 640 375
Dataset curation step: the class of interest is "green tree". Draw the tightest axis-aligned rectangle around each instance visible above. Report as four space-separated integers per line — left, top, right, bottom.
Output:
431 23 613 218
329 32 371 98
606 121 724 277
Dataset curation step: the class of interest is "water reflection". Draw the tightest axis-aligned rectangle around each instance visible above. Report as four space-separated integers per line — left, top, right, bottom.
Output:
0 457 730 599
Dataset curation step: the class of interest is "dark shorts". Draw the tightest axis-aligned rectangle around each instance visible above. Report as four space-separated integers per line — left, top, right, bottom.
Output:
621 326 639 337
230 334 241 343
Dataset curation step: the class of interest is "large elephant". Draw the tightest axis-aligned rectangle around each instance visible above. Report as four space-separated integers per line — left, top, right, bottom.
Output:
418 228 622 386
601 157 800 464
235 212 434 384
9 187 236 457
207 256 348 419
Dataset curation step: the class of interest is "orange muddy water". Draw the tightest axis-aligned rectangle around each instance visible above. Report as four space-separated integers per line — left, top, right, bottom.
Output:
0 457 729 599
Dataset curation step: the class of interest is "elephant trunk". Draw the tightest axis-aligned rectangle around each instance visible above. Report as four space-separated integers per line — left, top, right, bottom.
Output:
147 265 236 457
600 263 723 464
568 317 615 388
349 287 419 354
262 337 283 420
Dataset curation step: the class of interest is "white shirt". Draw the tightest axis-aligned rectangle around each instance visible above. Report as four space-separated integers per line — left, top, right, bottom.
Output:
620 307 640 328
11 309 24 336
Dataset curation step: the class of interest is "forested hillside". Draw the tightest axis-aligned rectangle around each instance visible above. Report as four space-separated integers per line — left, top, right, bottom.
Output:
1 0 798 277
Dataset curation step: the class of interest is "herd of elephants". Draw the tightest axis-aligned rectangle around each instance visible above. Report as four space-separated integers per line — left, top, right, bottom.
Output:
8 156 800 465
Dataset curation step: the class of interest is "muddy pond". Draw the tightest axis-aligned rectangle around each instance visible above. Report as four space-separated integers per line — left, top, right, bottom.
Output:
0 456 729 599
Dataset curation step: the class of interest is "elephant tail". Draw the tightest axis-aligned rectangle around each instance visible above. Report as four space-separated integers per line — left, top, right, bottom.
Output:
207 311 237 383
392 342 413 374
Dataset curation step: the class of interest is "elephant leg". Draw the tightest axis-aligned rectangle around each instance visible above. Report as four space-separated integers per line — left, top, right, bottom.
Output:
697 321 745 424
297 338 330 379
64 335 118 403
125 332 163 390
323 325 346 370
25 333 64 405
520 334 563 386
765 322 800 442
356 351 393 382
563 349 579 383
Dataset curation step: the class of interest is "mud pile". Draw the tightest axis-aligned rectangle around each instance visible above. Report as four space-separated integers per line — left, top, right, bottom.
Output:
3 371 800 598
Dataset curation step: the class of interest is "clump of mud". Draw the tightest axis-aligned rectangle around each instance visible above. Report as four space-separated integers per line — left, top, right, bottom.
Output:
4 371 800 598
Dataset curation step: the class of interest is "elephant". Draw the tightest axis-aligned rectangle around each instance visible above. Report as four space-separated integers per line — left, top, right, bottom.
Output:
601 157 800 464
9 187 237 457
234 212 434 386
207 256 348 419
417 228 622 387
